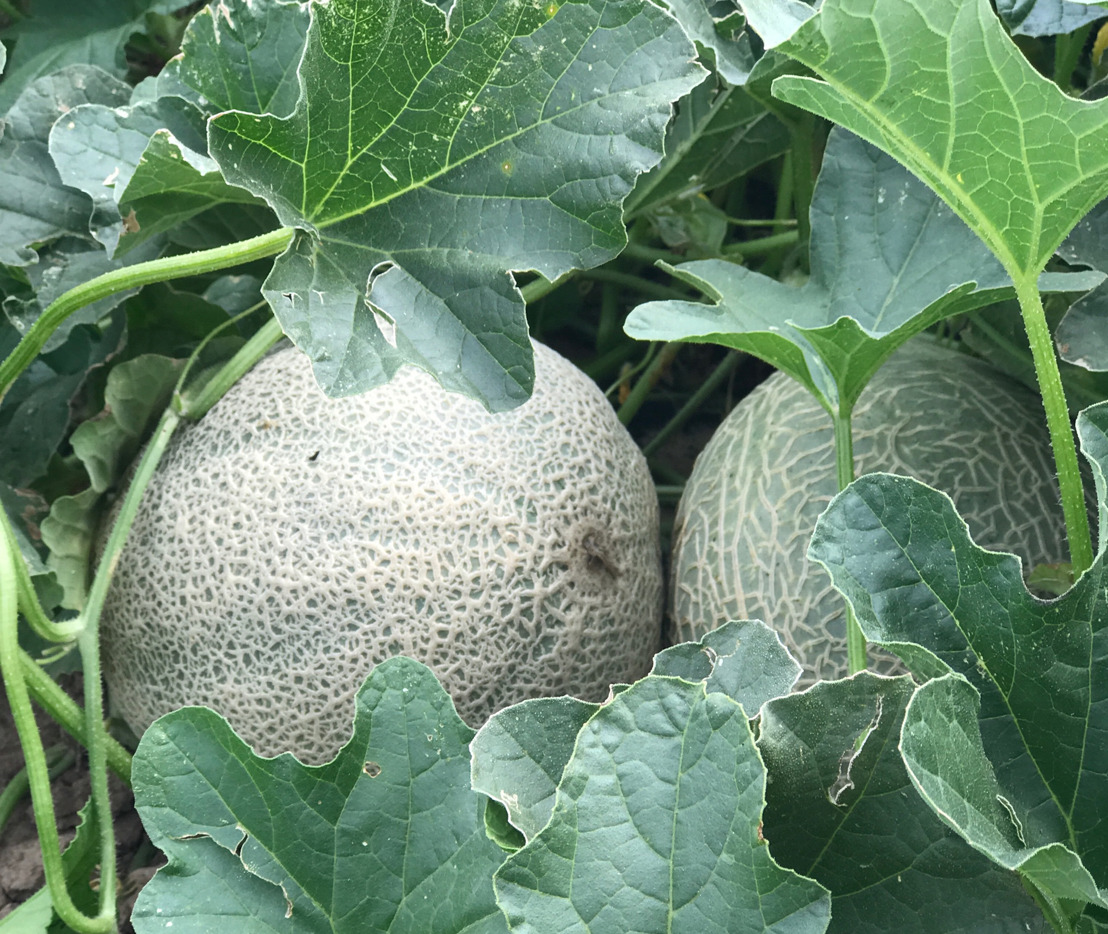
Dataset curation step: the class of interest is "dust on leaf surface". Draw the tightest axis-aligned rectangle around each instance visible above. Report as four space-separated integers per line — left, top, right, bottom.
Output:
131 658 510 933
206 0 704 409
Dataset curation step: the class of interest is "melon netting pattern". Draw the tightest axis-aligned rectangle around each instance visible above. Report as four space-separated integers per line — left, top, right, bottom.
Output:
101 341 663 763
670 338 1072 687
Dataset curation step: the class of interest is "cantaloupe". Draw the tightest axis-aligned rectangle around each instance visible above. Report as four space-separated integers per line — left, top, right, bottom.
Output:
669 337 1069 685
100 341 663 762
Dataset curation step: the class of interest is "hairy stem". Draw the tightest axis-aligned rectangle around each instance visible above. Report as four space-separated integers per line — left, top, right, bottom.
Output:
0 514 114 932
178 315 285 419
0 227 294 402
1016 276 1094 577
833 405 868 674
19 653 131 783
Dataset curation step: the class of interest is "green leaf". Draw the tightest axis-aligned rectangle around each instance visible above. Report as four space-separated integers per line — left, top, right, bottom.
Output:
1057 199 1108 372
0 65 129 266
650 618 801 710
628 80 790 217
0 0 188 113
770 0 1108 281
132 658 509 934
625 129 1101 410
663 0 759 84
494 675 831 934
155 0 311 149
69 353 183 493
759 674 1048 934
470 696 599 843
40 487 98 611
807 400 1108 904
901 674 1106 907
49 100 263 254
994 0 1105 37
207 0 704 409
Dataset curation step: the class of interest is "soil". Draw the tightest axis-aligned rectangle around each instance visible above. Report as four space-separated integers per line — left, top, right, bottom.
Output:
0 675 157 932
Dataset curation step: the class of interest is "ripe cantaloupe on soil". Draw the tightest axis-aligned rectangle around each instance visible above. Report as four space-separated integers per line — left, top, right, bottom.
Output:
669 337 1069 685
101 341 663 763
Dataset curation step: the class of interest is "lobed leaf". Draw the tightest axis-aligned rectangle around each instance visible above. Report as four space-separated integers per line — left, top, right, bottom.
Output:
760 674 1048 933
625 129 1101 411
768 0 1108 281
494 675 831 934
207 0 704 409
807 401 1108 906
132 658 510 933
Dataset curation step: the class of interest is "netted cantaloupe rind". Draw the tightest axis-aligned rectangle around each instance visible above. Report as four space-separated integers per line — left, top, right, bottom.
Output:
670 337 1069 686
102 341 663 763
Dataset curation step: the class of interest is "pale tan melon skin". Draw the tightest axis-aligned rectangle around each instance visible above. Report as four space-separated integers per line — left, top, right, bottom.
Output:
101 341 663 763
670 338 1069 686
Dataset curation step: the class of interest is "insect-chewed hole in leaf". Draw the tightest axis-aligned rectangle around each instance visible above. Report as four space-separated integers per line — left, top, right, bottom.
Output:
364 761 382 778
828 695 883 806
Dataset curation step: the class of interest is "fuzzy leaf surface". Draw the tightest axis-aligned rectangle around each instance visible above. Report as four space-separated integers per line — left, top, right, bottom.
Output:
650 618 801 710
760 674 1047 933
470 697 598 843
625 129 1100 410
768 0 1108 281
132 658 509 933
206 0 703 409
807 402 1108 904
494 675 831 934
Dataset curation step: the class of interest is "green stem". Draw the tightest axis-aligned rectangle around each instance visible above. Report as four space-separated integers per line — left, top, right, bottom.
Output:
0 0 24 22
1016 276 1094 577
0 746 73 839
642 351 741 458
722 230 800 259
521 270 573 305
579 268 693 302
2 519 83 642
617 342 681 426
833 406 868 674
178 315 285 419
0 514 114 932
0 227 295 402
620 242 689 266
790 112 816 258
19 653 131 783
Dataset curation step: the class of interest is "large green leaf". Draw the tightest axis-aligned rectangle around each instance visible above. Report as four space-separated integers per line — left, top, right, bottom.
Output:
662 0 759 84
767 0 1108 281
0 65 128 266
807 401 1108 907
760 674 1048 933
207 0 704 409
132 658 509 933
625 128 1101 411
494 675 831 934
471 620 800 846
0 0 188 113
